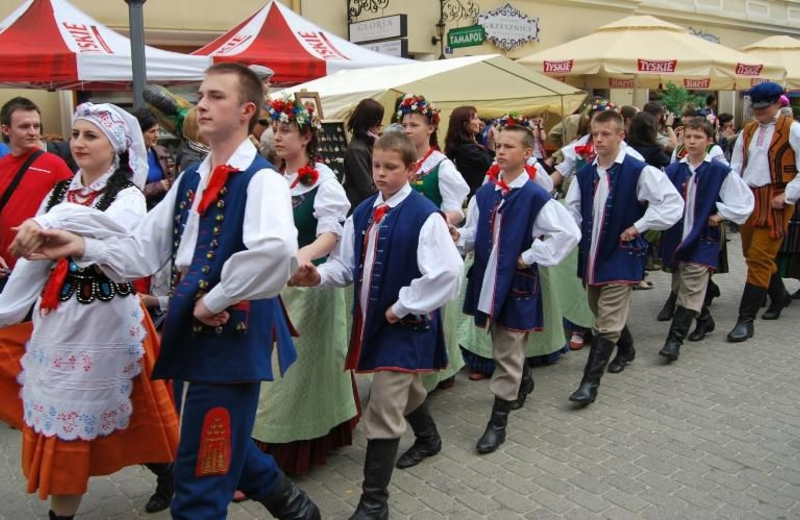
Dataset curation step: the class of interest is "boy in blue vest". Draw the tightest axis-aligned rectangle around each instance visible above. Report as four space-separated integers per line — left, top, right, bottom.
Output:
454 125 581 453
15 64 319 519
290 132 463 520
659 118 753 361
565 110 684 405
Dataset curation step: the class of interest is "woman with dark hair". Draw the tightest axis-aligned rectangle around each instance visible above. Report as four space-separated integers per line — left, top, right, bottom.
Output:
343 98 384 208
444 106 493 197
626 112 671 169
132 108 173 210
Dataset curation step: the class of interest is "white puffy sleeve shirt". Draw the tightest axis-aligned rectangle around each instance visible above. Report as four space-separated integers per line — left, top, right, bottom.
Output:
284 162 350 237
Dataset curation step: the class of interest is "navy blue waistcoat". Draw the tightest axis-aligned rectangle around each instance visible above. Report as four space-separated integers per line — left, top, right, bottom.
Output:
462 180 551 331
576 155 649 285
660 160 730 270
348 190 447 372
155 156 297 382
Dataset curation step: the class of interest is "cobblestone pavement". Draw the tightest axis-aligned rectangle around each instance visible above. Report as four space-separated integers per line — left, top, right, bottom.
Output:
2 233 799 519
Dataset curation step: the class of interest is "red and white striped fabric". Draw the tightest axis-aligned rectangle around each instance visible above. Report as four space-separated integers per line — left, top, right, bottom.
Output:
192 0 410 86
0 0 210 90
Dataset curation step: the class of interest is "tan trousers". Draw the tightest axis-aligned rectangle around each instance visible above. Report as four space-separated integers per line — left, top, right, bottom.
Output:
364 371 427 439
670 263 711 313
587 284 634 343
740 206 793 288
489 324 529 401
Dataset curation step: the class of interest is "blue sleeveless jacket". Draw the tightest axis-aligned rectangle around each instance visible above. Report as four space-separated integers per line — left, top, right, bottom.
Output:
155 156 297 382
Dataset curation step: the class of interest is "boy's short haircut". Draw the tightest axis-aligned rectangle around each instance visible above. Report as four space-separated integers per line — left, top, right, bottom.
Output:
205 63 264 133
374 132 416 167
592 110 624 131
684 116 715 139
499 125 535 149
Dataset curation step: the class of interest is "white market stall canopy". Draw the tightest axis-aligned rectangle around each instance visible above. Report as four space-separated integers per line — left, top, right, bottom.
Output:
517 16 785 91
741 36 800 91
276 54 587 132
0 0 211 90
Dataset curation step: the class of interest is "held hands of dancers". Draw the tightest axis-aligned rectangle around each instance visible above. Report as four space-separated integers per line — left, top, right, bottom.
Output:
448 224 460 242
287 262 321 287
10 221 86 260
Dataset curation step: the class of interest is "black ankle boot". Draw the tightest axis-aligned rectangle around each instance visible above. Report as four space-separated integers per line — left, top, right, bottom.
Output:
49 512 74 520
688 283 717 342
260 472 321 520
510 362 535 410
144 462 174 513
657 292 677 321
350 438 400 520
659 306 696 361
608 325 635 374
728 283 767 342
476 397 513 454
395 403 441 469
763 273 791 320
569 336 615 405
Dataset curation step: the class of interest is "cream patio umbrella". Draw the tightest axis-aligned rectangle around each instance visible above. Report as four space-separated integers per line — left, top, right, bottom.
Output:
517 15 785 91
742 36 800 91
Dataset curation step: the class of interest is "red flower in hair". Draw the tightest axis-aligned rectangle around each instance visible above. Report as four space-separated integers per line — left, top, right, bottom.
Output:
291 165 319 189
574 142 596 162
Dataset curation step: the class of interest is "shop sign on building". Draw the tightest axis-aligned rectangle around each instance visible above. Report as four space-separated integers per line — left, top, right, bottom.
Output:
359 39 409 58
447 25 485 49
477 3 540 51
348 14 407 44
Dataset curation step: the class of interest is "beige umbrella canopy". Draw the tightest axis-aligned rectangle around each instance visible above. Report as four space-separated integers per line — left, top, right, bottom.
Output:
517 15 785 91
741 36 800 91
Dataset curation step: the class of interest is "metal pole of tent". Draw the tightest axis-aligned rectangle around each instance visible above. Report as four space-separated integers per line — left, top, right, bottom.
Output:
126 0 148 110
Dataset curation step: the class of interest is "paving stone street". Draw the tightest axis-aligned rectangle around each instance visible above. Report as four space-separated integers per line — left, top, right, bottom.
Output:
1 233 799 519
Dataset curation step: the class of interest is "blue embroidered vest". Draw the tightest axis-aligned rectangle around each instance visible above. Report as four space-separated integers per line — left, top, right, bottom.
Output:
155 156 297 382
660 160 729 270
348 190 447 372
462 179 550 331
576 155 649 285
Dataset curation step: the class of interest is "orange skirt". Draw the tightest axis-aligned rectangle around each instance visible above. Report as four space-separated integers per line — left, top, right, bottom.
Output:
1 309 179 499
0 321 32 429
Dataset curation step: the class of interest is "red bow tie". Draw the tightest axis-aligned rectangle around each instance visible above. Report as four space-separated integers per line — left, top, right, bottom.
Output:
197 164 239 216
372 204 390 224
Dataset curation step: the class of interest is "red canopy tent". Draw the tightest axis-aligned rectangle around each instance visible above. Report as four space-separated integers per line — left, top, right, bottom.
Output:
192 0 410 86
0 0 210 90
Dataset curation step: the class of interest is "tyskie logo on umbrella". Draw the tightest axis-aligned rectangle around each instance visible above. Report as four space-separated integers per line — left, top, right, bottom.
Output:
637 59 677 73
543 60 573 73
684 78 711 89
736 63 764 76
62 23 113 54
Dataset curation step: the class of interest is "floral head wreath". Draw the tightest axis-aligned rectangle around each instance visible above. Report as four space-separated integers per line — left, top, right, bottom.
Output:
396 93 441 126
267 95 322 132
496 113 534 130
584 99 618 117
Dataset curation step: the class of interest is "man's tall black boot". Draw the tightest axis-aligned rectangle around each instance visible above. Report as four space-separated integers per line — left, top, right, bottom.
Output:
510 362 535 410
657 292 677 321
396 402 441 469
659 306 696 361
763 272 791 320
260 472 321 520
689 284 717 341
49 512 74 520
569 335 616 405
350 438 400 520
476 397 513 454
143 462 174 513
608 325 635 374
727 283 768 342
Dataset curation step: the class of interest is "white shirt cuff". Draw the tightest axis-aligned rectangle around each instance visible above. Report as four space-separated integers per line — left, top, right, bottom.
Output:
203 286 235 314
392 300 410 319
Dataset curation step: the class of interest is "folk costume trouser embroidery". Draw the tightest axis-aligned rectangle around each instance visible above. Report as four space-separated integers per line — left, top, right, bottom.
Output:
671 264 711 313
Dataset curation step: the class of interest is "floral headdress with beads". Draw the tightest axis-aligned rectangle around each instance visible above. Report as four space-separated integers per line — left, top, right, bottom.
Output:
396 93 441 126
584 99 618 117
496 112 534 130
267 95 322 132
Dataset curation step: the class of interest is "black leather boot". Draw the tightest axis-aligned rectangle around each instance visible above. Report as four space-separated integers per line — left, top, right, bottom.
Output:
476 397 513 454
49 512 74 520
143 462 174 513
727 283 767 342
659 306 696 361
260 472 321 520
763 273 791 320
510 361 535 410
395 402 441 469
569 336 615 405
350 438 400 520
657 292 677 321
688 283 717 342
608 325 635 374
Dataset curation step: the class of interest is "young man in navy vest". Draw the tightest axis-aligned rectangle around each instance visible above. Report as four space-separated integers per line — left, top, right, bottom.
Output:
17 63 320 519
565 110 683 405
659 118 753 361
728 82 800 341
291 132 463 520
454 125 580 453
